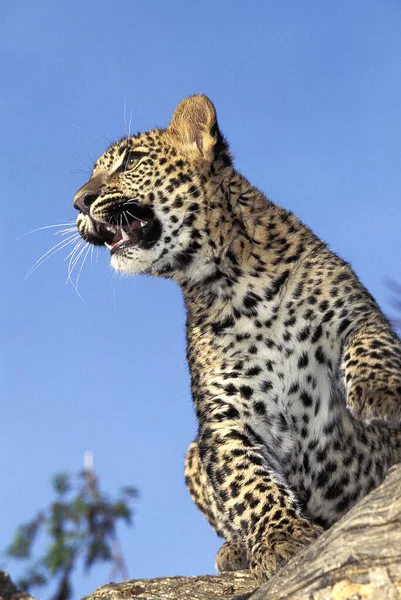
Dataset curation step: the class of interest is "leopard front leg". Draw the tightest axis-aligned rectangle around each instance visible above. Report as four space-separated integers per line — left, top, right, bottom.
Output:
198 423 322 583
342 320 401 424
185 440 249 571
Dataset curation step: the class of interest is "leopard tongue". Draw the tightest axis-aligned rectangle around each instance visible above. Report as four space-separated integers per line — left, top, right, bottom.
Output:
112 228 128 247
111 221 143 247
128 220 143 232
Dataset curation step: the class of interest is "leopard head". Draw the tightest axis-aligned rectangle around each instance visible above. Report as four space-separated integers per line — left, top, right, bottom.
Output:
73 94 231 278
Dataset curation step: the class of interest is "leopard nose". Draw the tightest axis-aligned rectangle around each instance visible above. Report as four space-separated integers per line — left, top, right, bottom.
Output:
73 190 98 214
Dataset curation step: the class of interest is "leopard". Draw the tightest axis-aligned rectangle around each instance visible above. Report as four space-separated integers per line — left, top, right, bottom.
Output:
73 94 401 583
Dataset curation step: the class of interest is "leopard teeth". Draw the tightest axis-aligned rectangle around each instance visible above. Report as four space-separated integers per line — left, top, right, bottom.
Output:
121 229 130 241
104 242 113 250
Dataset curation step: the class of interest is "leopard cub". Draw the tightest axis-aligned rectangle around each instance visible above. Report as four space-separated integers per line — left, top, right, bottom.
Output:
74 94 401 582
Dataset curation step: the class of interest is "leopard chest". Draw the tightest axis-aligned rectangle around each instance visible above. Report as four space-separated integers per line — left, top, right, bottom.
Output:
187 299 363 526
187 297 344 449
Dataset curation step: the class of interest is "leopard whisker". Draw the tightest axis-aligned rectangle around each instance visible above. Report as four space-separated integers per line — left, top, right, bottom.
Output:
72 156 93 175
64 238 84 263
73 124 96 164
87 119 113 144
57 227 78 237
17 221 76 242
25 233 79 280
66 242 85 284
128 106 133 138
66 241 91 298
122 211 131 228
124 210 139 221
66 240 86 281
74 243 91 296
70 167 93 176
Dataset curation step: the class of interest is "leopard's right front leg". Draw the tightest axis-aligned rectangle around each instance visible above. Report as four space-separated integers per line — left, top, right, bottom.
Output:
185 440 249 572
198 420 322 583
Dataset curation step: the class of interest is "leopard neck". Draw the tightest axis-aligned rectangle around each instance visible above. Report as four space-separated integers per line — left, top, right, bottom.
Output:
171 176 314 338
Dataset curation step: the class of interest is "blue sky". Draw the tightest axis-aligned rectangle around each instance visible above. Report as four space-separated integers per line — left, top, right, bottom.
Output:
2 1 401 598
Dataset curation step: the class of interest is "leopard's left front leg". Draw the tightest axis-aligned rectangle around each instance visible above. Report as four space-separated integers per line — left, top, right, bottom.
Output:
342 318 401 424
198 418 322 583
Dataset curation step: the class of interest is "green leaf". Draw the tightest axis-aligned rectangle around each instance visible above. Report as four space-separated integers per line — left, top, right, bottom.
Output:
112 502 132 520
52 473 71 496
6 528 31 558
120 486 138 498
6 516 43 559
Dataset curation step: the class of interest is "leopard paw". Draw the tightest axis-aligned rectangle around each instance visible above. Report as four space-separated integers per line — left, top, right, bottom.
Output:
215 540 249 572
250 519 322 583
347 385 401 425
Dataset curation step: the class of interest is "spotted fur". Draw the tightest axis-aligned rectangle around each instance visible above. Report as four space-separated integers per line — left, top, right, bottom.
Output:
73 95 401 582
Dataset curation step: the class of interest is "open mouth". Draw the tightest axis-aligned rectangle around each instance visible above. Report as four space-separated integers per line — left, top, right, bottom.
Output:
96 218 149 255
91 201 159 255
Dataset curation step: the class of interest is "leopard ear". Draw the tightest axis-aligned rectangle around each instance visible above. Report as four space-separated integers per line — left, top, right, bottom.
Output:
167 94 219 159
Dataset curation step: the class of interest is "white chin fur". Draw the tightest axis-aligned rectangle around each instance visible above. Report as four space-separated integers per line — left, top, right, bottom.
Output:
111 253 143 275
110 248 158 275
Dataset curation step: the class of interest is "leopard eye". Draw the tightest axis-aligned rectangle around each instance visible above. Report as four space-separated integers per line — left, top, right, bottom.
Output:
122 151 145 171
